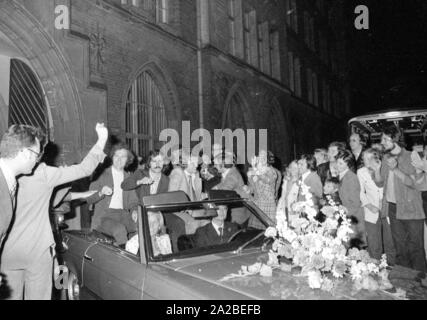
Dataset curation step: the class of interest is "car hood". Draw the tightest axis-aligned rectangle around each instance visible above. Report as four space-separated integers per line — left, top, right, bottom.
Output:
163 250 395 300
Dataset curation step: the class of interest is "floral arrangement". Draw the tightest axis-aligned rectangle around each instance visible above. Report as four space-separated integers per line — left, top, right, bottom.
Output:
222 182 399 297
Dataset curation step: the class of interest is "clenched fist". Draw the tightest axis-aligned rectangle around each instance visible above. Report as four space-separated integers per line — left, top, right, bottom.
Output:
137 177 154 186
95 123 108 142
100 186 113 196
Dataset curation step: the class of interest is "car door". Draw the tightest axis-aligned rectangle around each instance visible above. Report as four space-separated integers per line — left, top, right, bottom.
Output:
82 242 146 300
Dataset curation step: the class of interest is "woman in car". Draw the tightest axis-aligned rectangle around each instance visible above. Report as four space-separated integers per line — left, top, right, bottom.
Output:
126 211 172 256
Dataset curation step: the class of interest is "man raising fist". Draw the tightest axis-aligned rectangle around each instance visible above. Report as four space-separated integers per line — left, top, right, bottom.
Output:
0 123 108 300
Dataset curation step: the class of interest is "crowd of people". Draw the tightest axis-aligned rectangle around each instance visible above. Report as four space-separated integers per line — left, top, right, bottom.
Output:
279 127 427 274
1 120 427 300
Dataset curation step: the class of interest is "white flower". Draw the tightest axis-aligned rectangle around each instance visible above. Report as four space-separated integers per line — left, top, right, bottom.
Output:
379 254 388 269
247 262 262 274
267 251 280 267
260 264 273 277
367 263 379 274
307 271 323 289
265 227 278 238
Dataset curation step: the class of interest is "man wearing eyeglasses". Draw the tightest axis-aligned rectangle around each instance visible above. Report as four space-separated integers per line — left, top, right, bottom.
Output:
0 123 108 300
0 125 43 250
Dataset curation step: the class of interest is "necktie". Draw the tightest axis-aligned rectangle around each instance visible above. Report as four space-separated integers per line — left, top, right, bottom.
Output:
218 227 223 242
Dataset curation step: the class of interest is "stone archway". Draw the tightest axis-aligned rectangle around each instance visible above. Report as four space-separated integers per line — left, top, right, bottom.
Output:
0 1 84 162
222 82 255 130
121 60 182 134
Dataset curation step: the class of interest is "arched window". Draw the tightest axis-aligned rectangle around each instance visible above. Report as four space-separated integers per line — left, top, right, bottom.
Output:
125 71 167 157
8 58 49 134
223 92 247 130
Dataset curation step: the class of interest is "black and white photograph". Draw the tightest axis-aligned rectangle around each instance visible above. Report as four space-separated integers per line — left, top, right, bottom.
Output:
1 0 427 306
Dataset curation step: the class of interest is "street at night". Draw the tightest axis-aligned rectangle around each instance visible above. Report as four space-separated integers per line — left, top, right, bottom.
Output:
1 0 427 308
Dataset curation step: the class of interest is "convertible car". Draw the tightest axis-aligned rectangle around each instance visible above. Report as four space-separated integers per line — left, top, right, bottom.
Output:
57 190 424 300
58 190 277 300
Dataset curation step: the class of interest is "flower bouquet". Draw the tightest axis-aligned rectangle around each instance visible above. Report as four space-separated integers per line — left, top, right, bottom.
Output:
223 182 398 297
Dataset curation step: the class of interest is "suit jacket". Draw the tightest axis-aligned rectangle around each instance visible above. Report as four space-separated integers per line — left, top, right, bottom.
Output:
376 148 425 220
0 169 13 252
194 222 239 247
2 144 106 269
213 167 250 225
354 151 364 171
121 169 169 202
303 171 323 200
87 168 139 229
317 162 332 185
339 170 364 222
168 167 202 201
214 167 245 193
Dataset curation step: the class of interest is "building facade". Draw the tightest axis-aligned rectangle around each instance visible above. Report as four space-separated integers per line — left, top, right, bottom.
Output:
0 0 350 165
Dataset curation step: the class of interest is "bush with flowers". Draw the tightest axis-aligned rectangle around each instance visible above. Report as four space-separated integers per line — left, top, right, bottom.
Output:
222 182 397 296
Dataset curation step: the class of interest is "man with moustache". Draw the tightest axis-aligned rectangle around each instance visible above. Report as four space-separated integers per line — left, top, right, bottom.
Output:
121 150 169 200
371 126 426 272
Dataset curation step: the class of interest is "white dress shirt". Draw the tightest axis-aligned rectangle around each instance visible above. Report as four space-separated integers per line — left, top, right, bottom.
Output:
0 159 16 194
149 171 161 195
212 222 225 236
110 167 124 209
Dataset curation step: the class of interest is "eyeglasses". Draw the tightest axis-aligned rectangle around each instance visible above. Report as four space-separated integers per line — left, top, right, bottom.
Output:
27 148 43 161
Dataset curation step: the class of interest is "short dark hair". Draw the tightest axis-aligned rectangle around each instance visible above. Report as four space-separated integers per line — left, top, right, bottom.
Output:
300 154 317 171
146 150 164 168
336 150 355 169
328 141 347 152
381 126 400 143
325 177 340 188
350 132 368 147
0 124 44 159
215 152 235 169
109 143 134 167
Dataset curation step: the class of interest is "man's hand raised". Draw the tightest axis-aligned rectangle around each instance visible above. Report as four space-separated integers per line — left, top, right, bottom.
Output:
95 123 108 148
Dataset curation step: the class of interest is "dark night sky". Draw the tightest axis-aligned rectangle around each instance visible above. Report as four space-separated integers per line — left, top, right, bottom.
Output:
345 0 427 116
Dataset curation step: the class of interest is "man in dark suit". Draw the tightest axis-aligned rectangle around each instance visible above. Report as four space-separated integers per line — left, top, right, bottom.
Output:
121 150 169 201
0 125 43 251
317 142 347 185
194 205 239 248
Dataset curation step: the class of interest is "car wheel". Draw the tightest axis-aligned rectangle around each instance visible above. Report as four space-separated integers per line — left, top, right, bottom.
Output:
67 272 80 300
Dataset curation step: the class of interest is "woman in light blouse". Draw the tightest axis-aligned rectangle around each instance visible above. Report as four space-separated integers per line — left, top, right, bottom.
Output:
357 147 395 264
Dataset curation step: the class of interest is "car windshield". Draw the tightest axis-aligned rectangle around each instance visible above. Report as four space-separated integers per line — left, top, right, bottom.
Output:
142 200 270 261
